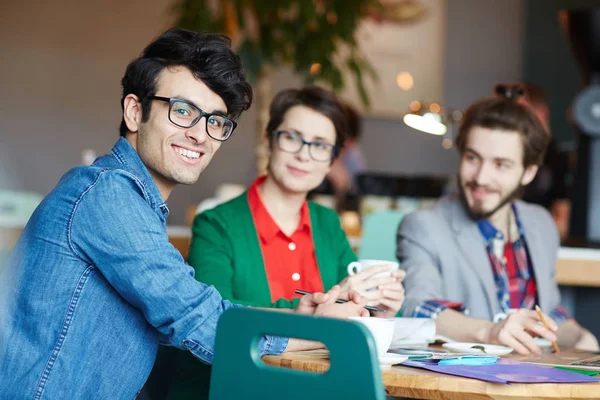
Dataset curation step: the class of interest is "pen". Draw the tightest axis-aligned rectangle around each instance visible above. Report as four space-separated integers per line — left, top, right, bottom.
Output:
535 305 560 353
295 289 385 313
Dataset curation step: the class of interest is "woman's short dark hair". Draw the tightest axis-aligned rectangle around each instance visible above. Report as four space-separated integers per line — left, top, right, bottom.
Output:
119 28 252 136
455 86 549 167
265 86 348 155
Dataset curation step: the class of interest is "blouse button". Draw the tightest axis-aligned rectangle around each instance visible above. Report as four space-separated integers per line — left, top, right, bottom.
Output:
292 272 301 281
288 242 297 251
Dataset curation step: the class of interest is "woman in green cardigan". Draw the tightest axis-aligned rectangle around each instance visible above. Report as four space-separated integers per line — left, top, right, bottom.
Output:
167 87 405 398
189 86 405 313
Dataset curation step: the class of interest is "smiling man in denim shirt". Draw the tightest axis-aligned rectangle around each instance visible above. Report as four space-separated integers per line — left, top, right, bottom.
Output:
0 29 368 399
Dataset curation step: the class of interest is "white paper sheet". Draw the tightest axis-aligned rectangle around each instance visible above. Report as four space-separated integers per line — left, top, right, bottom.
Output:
390 318 436 348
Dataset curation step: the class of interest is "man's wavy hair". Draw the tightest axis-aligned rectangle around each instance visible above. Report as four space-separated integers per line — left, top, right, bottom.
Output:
119 28 252 136
455 83 549 167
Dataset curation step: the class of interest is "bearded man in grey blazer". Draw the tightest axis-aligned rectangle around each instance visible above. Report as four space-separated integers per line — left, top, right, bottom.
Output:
397 85 598 355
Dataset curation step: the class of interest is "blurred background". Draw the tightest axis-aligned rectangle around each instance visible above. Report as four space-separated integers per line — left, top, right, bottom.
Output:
0 0 544 225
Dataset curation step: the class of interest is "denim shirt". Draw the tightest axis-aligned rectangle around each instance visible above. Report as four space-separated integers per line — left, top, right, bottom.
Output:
0 138 288 399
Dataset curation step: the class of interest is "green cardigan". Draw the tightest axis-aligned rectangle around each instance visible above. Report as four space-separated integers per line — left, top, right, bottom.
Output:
167 193 356 399
187 191 358 308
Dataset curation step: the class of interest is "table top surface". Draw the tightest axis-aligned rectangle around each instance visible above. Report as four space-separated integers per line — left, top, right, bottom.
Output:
262 350 600 400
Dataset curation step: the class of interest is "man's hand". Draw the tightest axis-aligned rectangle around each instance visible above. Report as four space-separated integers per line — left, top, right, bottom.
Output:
555 319 600 351
295 285 369 318
484 309 558 355
339 265 406 318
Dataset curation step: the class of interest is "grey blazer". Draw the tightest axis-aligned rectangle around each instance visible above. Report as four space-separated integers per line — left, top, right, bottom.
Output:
397 196 561 320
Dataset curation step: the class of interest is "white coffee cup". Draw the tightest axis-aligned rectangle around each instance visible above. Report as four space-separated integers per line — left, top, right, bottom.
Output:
347 259 400 278
349 316 395 356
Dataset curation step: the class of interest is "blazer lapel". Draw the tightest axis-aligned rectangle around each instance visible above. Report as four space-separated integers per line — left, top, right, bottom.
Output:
514 201 549 310
447 198 498 314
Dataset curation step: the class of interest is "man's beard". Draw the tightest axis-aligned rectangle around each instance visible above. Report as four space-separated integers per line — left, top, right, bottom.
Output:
458 175 524 220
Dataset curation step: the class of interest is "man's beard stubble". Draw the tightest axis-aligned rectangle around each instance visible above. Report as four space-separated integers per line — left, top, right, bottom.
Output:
458 174 525 220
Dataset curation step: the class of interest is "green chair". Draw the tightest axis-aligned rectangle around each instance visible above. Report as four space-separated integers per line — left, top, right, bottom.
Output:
358 210 404 262
209 308 386 400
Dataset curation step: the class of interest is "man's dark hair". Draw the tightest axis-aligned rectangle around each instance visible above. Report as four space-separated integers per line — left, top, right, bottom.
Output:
455 88 549 167
265 86 348 156
119 28 252 136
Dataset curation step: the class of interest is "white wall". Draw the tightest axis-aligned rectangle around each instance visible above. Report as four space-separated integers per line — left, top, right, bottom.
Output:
0 0 524 224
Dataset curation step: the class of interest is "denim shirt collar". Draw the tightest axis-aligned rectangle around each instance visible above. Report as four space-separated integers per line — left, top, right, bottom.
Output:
110 137 170 218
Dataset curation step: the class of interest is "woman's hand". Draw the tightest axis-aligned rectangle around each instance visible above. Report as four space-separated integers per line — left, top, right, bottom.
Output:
295 285 369 318
339 265 406 318
371 269 406 318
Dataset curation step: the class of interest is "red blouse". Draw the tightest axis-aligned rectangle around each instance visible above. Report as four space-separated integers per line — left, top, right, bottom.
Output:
248 177 324 302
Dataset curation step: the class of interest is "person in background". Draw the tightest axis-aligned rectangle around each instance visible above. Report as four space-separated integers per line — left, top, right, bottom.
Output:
519 82 572 241
397 85 598 356
327 103 367 199
0 29 369 399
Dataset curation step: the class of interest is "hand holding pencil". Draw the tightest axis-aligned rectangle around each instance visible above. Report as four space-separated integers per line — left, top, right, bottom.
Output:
294 285 371 318
486 308 558 355
535 305 560 353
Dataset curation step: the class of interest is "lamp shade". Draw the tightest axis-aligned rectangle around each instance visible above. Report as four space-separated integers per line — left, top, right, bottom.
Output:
403 101 461 136
403 113 446 135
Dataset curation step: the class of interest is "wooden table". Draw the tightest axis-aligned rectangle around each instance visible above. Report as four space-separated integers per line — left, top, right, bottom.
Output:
262 350 600 399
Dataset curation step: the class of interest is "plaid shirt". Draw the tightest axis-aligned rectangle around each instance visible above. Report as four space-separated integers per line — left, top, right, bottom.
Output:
479 204 536 312
414 204 571 325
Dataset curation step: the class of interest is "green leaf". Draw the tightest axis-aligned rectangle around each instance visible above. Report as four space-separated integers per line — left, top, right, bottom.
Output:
173 0 383 105
237 39 263 82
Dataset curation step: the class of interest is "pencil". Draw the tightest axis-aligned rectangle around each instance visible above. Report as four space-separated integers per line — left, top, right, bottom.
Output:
294 289 385 313
535 305 560 353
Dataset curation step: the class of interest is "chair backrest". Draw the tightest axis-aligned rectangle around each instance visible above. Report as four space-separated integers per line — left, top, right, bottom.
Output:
358 210 404 261
209 308 385 400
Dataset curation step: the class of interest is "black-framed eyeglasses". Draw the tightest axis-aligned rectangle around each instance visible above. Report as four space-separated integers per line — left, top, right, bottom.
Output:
272 130 337 162
149 96 237 141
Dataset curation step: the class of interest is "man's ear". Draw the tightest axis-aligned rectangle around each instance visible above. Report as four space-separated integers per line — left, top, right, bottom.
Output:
123 94 142 134
521 164 539 186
